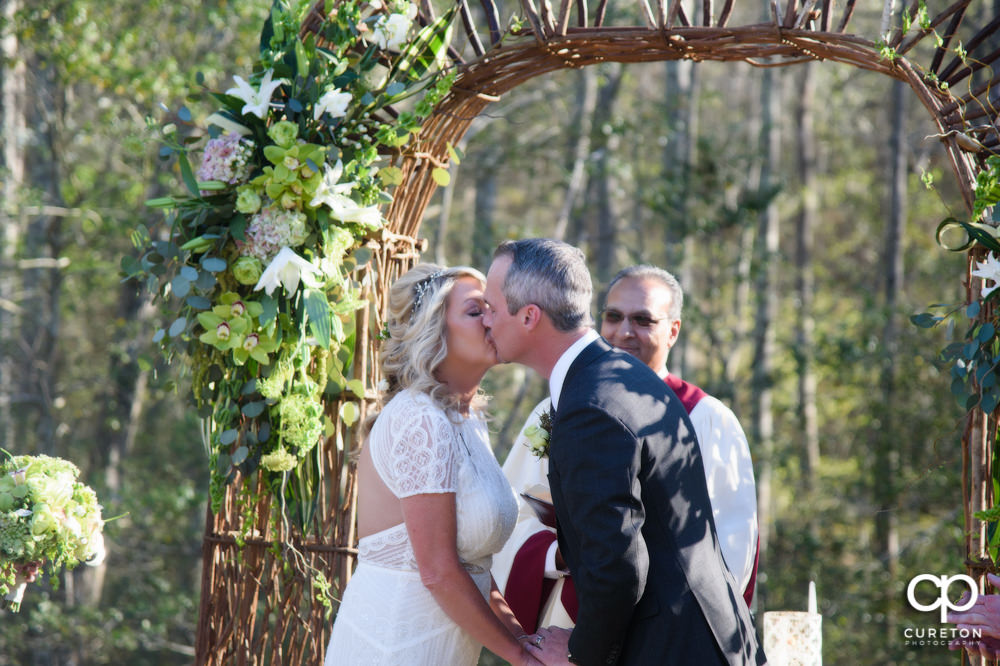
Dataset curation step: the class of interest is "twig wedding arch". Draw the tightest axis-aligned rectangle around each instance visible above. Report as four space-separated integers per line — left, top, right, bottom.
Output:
195 0 1000 662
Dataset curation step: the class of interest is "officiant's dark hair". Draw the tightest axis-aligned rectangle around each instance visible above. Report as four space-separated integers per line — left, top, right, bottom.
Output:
493 238 592 331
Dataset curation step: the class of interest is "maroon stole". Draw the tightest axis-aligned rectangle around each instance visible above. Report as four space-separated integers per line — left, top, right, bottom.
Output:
504 374 756 632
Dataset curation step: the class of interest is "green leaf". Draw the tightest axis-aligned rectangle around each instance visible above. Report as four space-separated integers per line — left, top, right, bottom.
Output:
346 379 365 398
447 142 463 164
431 167 451 186
936 217 1000 253
378 166 404 186
178 152 200 197
392 6 457 84
305 289 332 348
339 401 359 427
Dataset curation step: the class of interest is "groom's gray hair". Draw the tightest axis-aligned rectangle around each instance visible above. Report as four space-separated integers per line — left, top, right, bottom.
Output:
493 238 593 332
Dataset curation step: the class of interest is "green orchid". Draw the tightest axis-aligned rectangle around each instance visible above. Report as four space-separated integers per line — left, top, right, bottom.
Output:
196 292 263 351
256 142 327 203
232 324 280 366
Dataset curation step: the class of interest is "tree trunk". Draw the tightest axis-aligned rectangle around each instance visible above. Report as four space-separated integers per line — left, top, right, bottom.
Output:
471 162 498 273
751 64 781 606
552 68 597 242
661 60 701 379
875 75 906 638
794 62 820 555
590 64 624 284
0 0 25 453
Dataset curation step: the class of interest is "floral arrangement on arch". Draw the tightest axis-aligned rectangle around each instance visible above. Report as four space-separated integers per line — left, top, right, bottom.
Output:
0 453 106 612
124 0 458 534
915 154 1000 561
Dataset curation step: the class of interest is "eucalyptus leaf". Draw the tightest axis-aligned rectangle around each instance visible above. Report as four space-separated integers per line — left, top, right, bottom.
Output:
968 301 982 318
352 247 372 266
983 390 999 415
202 257 227 272
242 401 267 417
219 429 239 446
910 313 940 328
982 322 997 342
168 317 187 337
195 270 217 291
171 275 191 299
231 445 249 465
152 328 166 343
258 421 271 442
984 371 997 389
242 379 258 395
186 295 212 310
180 265 199 281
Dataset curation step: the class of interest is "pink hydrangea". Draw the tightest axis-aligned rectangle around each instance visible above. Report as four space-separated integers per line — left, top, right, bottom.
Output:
237 206 309 262
197 133 255 185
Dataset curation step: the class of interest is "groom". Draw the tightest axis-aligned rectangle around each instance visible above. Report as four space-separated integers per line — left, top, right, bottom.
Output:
482 239 765 666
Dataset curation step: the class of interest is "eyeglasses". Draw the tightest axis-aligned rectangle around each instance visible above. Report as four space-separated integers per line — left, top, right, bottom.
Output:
600 309 667 329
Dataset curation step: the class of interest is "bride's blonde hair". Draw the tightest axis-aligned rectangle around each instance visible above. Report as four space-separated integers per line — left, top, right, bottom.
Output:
367 263 488 432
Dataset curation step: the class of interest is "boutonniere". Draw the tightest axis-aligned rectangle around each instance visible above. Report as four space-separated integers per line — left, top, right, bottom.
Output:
523 408 553 459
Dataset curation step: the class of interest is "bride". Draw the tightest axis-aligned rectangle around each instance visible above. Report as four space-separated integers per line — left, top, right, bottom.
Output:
325 264 544 666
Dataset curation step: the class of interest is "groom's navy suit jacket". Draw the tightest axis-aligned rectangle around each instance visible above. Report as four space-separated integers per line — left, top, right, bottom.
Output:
547 338 766 666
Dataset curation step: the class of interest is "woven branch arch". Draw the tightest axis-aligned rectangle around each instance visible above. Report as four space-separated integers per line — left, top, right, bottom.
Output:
196 0 1000 662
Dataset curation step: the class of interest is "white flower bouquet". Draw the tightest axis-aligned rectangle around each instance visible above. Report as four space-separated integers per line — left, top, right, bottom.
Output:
0 453 106 612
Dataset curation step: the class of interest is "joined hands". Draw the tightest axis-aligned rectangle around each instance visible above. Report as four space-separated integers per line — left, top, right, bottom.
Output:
524 626 573 666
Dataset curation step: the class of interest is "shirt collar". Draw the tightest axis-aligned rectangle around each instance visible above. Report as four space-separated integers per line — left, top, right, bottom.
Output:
549 329 600 410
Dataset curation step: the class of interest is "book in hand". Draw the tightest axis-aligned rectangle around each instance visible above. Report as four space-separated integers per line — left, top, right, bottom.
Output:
520 485 557 528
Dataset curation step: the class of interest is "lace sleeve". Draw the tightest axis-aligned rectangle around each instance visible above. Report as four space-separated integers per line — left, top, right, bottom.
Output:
369 392 462 498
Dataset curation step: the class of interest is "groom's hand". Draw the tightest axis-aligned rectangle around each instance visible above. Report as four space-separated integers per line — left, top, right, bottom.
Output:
525 626 572 665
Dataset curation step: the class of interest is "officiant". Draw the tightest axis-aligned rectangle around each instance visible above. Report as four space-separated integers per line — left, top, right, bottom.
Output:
491 264 759 633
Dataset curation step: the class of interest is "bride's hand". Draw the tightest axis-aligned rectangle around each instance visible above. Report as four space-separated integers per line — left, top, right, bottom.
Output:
520 647 546 666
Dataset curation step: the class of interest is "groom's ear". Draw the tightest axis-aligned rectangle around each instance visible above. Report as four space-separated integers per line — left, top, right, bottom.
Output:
521 303 543 330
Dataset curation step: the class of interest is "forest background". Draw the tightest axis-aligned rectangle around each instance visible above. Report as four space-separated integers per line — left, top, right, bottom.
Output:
0 0 990 664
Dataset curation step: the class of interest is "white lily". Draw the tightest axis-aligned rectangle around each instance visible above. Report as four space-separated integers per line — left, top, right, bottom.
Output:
314 88 352 121
254 247 321 297
372 13 412 50
225 69 286 119
310 162 383 229
972 252 1000 298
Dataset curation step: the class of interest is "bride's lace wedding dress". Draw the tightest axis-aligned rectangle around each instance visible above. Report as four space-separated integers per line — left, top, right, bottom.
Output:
324 389 518 665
